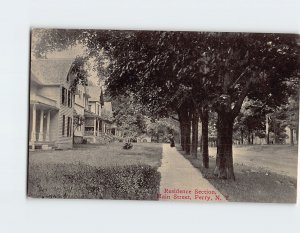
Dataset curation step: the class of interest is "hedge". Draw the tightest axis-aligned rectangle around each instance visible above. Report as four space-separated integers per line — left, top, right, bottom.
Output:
28 162 161 200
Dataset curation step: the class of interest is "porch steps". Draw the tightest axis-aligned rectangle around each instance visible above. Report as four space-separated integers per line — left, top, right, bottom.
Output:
29 142 56 151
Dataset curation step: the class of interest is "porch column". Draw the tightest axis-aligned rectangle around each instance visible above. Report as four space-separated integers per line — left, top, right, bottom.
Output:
38 109 44 141
31 104 37 147
93 118 96 136
97 119 100 136
45 110 51 141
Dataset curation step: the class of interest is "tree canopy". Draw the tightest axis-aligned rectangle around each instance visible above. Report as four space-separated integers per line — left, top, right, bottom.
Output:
32 29 299 180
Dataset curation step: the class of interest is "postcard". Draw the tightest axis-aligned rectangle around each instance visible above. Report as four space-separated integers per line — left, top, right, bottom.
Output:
27 28 299 203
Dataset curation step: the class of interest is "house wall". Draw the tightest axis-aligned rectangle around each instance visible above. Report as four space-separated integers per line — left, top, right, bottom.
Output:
90 102 96 114
56 84 73 149
74 85 86 109
88 102 102 116
50 111 58 142
74 103 84 116
96 103 101 116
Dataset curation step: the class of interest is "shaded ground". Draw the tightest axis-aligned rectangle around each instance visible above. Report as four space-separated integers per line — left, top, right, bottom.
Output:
178 145 298 203
28 142 162 200
159 144 227 202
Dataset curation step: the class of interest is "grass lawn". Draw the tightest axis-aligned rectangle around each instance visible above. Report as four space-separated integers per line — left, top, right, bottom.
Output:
28 142 162 200
177 145 297 203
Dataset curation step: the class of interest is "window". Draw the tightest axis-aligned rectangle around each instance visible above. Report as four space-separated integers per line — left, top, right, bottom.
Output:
88 104 92 111
67 90 70 107
61 87 68 106
62 115 65 136
67 90 72 108
61 87 65 105
67 117 72 137
67 116 69 137
70 117 72 137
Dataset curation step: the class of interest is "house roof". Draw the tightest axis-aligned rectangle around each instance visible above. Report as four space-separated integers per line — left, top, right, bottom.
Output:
31 58 75 85
87 86 101 102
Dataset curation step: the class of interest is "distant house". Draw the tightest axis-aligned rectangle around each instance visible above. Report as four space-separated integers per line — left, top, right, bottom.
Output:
83 86 103 143
101 101 113 134
29 58 76 150
285 126 298 145
137 134 152 143
73 84 91 143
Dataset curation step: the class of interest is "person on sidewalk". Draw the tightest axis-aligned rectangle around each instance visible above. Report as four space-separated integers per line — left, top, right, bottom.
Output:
169 134 175 147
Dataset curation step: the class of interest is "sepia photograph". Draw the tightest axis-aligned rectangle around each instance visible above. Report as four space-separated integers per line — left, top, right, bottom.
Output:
27 28 299 203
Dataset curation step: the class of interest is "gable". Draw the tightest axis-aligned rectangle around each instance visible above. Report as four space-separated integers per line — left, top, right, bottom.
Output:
31 58 75 85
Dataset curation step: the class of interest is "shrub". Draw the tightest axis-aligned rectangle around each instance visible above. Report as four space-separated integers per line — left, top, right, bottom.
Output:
82 138 87 144
28 163 161 200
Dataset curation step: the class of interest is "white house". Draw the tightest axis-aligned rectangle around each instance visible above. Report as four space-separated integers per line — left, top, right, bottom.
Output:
29 58 122 148
83 86 103 143
29 58 76 150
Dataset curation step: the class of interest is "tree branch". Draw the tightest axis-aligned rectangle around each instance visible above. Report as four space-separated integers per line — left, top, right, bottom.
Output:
230 67 249 89
171 116 179 121
232 78 252 117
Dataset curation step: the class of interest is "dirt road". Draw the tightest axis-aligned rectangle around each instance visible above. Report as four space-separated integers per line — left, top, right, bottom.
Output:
209 145 298 178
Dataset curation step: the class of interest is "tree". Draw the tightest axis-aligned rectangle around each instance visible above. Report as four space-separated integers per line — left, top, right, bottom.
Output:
32 29 300 180
234 99 267 145
206 33 299 179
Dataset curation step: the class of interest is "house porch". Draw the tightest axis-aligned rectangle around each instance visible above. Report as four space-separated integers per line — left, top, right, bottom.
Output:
29 103 59 150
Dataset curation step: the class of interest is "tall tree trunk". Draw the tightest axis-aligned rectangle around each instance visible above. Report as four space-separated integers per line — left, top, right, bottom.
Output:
266 115 270 144
199 135 203 152
274 120 279 144
290 127 294 146
191 110 199 157
241 129 244 145
214 113 235 180
200 109 209 168
179 119 185 150
178 108 187 150
185 110 191 155
251 132 254 144
199 122 202 152
248 130 251 144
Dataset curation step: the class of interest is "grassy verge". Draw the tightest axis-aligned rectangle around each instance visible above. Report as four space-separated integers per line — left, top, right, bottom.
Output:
28 143 162 200
30 142 162 168
177 147 297 203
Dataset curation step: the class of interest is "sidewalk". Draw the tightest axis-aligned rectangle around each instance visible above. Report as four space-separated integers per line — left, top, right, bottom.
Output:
158 144 227 202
